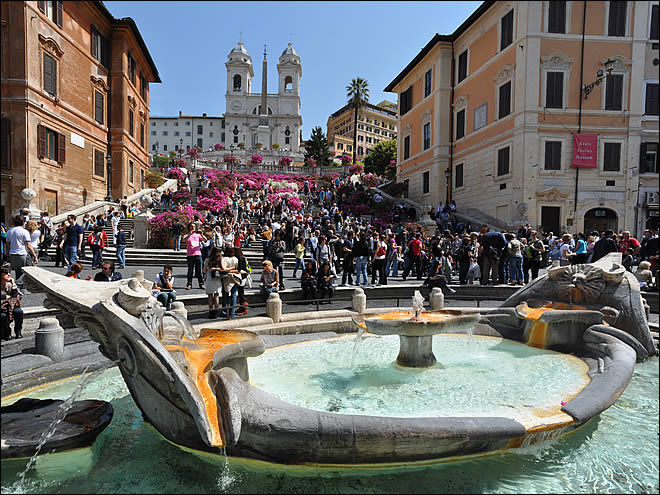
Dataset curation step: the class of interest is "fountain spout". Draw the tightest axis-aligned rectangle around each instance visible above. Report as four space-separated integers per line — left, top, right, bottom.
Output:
410 291 425 321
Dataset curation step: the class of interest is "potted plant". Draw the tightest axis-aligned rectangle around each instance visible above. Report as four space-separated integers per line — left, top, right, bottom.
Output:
272 143 280 151
279 156 293 167
238 142 245 150
255 142 263 150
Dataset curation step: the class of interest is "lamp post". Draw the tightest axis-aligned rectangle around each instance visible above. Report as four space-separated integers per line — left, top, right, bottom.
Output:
444 167 451 205
582 58 616 99
105 152 113 201
230 144 235 173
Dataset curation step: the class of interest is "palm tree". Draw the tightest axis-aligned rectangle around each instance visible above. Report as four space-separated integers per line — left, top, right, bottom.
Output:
346 77 369 165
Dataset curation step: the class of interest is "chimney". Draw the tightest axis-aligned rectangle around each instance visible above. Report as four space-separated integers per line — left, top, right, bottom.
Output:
179 110 182 117
203 113 207 117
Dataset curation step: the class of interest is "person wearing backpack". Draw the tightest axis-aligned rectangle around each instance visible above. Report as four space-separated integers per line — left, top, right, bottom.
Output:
88 226 107 269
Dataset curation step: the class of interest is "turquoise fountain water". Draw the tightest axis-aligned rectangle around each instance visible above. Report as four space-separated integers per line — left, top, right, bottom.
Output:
1 338 658 493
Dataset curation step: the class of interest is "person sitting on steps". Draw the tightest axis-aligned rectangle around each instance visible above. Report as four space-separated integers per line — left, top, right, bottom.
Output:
152 265 176 311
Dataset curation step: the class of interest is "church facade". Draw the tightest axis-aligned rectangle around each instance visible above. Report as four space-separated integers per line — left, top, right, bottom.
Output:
224 41 303 153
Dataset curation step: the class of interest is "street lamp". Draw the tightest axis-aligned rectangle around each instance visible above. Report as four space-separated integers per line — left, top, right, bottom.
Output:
582 58 616 99
105 152 113 201
229 144 235 173
444 167 451 205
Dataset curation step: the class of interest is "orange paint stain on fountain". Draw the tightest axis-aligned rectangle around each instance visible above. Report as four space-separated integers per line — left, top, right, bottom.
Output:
165 328 247 448
517 303 585 349
370 311 456 322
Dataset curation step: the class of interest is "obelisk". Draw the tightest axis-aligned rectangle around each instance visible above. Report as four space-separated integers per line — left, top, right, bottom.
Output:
257 45 270 148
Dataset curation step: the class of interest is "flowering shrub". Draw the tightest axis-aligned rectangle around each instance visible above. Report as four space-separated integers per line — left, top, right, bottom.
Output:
166 168 186 181
340 154 352 165
147 205 203 248
187 148 200 159
145 170 165 188
251 154 263 165
175 158 186 167
171 188 191 205
382 181 406 197
304 157 316 167
349 163 364 175
279 156 293 166
362 173 379 187
214 144 224 151
223 154 238 164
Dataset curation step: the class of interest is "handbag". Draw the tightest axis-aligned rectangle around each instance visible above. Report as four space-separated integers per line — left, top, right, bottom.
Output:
241 274 253 288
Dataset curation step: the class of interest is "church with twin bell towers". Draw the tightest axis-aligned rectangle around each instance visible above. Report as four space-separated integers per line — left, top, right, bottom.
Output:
224 41 303 154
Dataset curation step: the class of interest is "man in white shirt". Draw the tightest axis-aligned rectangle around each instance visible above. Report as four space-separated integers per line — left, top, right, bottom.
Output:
111 212 121 245
6 215 37 288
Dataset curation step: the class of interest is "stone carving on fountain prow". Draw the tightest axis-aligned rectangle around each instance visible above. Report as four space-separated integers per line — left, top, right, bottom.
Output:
488 253 656 359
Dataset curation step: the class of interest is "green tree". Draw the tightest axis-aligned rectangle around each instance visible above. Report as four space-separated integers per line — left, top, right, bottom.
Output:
364 139 397 178
304 126 332 167
346 77 369 165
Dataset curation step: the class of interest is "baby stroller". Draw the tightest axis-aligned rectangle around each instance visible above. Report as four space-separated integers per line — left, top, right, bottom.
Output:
38 234 56 262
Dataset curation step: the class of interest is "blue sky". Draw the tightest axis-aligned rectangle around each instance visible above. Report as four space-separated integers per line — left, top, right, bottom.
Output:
105 1 483 140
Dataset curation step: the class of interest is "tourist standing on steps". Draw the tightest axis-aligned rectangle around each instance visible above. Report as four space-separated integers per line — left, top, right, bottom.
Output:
1 263 23 340
402 233 423 281
88 225 108 269
184 222 206 290
171 219 184 252
292 237 305 279
371 234 388 286
6 215 38 289
203 247 225 318
111 211 121 245
340 231 354 286
61 215 83 271
116 224 127 269
220 246 241 319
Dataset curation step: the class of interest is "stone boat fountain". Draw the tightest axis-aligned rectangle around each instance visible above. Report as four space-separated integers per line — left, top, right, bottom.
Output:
18 253 655 467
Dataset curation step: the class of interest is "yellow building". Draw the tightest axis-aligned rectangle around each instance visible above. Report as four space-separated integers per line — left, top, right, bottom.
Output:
327 101 398 161
385 1 658 236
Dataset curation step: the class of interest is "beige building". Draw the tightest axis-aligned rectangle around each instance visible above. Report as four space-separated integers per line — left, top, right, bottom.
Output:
327 101 398 161
386 1 658 236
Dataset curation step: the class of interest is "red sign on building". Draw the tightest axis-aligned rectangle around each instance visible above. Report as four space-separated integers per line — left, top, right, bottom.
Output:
572 134 597 168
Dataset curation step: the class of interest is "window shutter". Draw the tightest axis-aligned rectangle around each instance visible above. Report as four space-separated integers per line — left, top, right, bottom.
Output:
640 142 648 173
57 133 66 164
91 26 98 60
608 1 626 36
55 0 63 27
38 125 46 158
606 75 623 110
95 91 104 124
645 83 659 116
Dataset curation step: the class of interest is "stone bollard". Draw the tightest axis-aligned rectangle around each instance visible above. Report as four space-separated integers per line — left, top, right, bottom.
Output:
35 317 65 362
131 270 152 292
266 292 282 323
430 287 444 310
171 301 187 320
352 288 367 314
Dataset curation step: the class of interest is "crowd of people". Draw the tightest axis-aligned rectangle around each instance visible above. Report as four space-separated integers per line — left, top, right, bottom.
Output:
1 165 658 336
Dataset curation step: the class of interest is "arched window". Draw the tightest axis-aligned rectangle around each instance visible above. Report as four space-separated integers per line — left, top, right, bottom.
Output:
233 74 242 91
284 75 293 92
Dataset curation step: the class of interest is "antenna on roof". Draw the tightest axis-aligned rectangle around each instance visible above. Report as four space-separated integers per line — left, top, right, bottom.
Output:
239 32 242 43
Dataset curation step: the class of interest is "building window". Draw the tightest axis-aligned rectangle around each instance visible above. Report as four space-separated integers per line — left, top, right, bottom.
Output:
152 144 156 151
366 136 372 144
174 131 180 136
129 160 134 183
546 72 564 108
423 122 431 150
422 171 430 194
608 1 627 37
162 131 168 136
347 145 352 152
455 163 464 188
163 144 167 151
358 135 364 142
403 179 409 198
285 136 291 145
43 52 57 97
151 131 157 136
185 121 190 125
140 72 148 100
640 142 658 173
497 146 510 176
94 149 104 177
457 50 468 83
651 4 659 39
544 141 562 170
548 1 567 33
38 125 65 164
233 135 238 144
209 132 214 137
140 123 145 148
129 109 134 137
603 142 621 171
498 81 512 119
186 131 191 137
221 132 225 141
456 109 465 140
358 146 364 155
337 143 344 150
197 125 203 135
38 0 63 27
140 169 145 189
233 74 242 91
403 135 410 160
94 91 104 125
500 10 514 50
424 69 432 97
400 86 413 115
645 83 659 116
197 138 203 147
128 52 136 85
605 74 623 110
91 25 109 68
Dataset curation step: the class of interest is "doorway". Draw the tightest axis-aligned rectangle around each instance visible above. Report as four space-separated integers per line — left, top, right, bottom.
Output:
541 206 560 236
584 208 618 234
